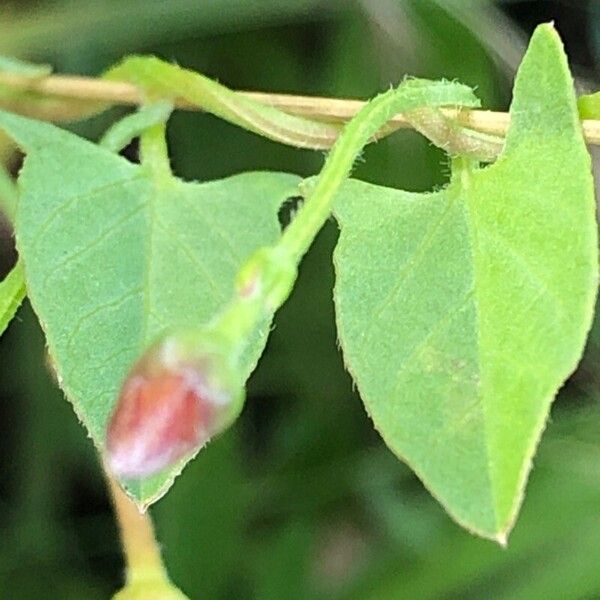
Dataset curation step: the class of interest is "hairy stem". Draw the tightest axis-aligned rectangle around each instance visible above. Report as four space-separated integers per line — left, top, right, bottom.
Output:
2 69 600 145
209 80 480 358
104 56 344 149
406 107 504 161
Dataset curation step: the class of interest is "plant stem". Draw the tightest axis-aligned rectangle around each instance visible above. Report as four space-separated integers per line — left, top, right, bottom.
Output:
103 56 344 150
140 121 172 180
0 167 26 333
100 100 173 153
405 107 504 162
0 163 17 222
106 473 169 586
0 261 26 336
2 70 600 145
209 80 480 358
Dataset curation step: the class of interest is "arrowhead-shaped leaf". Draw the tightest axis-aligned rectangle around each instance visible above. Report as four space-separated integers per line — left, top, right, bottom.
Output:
333 24 598 540
0 110 300 505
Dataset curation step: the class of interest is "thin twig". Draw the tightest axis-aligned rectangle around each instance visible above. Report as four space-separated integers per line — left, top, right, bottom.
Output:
1 70 600 144
105 473 168 586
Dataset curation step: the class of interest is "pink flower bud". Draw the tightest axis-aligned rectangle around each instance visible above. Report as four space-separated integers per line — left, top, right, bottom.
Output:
106 332 241 479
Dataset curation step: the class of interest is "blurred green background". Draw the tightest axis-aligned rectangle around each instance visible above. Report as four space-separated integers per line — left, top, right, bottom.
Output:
1 1 600 598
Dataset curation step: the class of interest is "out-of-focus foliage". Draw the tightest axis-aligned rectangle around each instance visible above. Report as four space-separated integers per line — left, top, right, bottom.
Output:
1 1 599 598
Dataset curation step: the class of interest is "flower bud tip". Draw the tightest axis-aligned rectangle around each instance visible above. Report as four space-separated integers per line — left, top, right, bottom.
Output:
106 332 241 479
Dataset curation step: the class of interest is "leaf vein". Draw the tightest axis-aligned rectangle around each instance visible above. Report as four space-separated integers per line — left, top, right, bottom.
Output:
478 224 567 319
64 285 143 357
31 175 144 247
154 217 227 303
357 200 456 353
40 204 144 288
391 289 475 395
180 193 244 264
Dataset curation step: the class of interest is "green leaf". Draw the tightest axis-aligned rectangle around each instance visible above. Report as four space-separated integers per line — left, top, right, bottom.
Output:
333 24 597 540
0 261 26 336
0 110 300 506
578 91 600 119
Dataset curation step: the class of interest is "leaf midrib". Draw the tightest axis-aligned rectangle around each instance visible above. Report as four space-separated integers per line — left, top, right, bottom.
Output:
452 168 501 536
